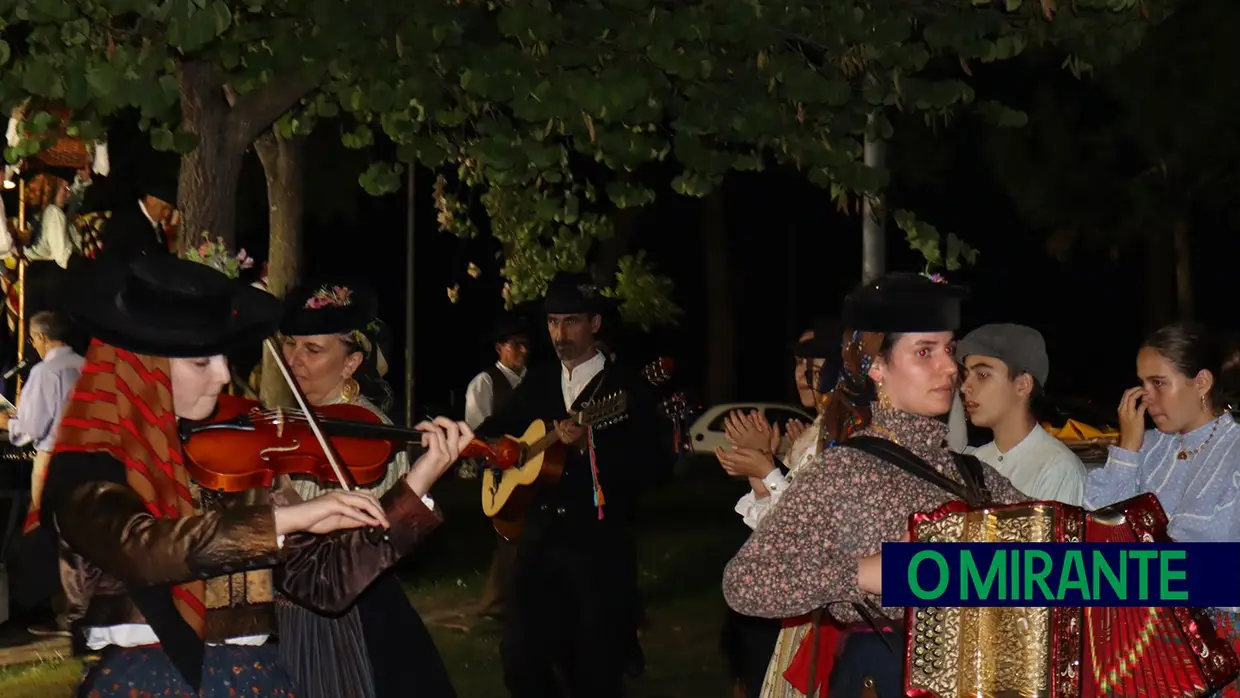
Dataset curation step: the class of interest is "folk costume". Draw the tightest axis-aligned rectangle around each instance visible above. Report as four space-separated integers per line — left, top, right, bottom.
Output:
39 257 445 696
723 273 1025 698
476 272 668 698
467 313 529 620
724 322 839 698
91 177 176 265
1086 412 1240 696
277 280 455 698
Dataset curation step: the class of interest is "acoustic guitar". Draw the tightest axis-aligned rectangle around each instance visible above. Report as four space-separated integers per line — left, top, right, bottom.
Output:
478 356 675 540
480 390 628 541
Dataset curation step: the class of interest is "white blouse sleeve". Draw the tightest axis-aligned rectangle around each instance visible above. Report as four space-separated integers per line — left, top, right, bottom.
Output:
734 469 790 530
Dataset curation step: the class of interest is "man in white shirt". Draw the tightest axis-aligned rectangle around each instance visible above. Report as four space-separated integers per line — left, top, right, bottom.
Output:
467 314 529 620
464 315 529 429
958 323 1086 505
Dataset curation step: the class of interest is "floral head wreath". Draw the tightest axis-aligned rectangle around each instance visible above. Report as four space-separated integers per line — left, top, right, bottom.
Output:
184 232 255 280
304 284 382 349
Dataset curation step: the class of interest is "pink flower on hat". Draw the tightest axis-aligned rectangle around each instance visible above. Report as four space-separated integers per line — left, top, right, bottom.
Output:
304 285 354 310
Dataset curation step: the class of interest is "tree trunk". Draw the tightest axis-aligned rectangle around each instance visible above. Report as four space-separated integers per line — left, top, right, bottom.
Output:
255 128 306 408
1172 217 1193 320
178 62 245 250
703 189 735 404
177 61 320 252
861 113 887 284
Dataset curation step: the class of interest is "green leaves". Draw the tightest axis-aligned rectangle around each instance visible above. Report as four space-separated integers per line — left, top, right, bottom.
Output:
894 210 979 271
0 0 1168 325
166 0 232 52
359 162 403 196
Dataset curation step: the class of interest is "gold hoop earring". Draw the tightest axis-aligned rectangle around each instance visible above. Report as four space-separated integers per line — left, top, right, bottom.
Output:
340 378 360 403
876 382 893 411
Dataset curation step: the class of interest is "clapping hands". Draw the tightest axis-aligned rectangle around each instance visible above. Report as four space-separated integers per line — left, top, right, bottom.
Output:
715 410 779 480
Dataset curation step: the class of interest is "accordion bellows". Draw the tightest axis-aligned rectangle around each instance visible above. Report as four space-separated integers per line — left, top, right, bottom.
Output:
904 494 1239 698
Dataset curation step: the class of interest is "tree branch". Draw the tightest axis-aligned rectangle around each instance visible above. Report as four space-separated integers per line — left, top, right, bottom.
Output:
226 70 323 147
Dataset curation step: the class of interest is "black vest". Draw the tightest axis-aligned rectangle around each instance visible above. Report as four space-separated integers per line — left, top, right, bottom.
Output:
484 363 518 413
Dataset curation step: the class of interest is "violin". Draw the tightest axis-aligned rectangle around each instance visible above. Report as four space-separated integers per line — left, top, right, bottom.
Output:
181 338 525 493
181 394 403 492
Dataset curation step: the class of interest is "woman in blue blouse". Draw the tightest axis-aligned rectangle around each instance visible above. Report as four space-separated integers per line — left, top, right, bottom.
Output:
1085 322 1240 695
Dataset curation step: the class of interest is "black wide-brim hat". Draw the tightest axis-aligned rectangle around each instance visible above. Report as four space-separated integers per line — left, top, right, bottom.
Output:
492 312 530 343
138 152 180 206
280 279 380 337
64 256 282 358
842 272 969 333
544 271 618 315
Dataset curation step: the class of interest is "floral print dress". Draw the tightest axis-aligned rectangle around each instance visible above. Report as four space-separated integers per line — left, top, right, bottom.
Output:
725 406 1025 696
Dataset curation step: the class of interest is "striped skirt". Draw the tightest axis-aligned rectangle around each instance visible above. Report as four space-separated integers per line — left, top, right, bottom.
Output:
276 595 377 698
760 623 811 698
77 644 295 697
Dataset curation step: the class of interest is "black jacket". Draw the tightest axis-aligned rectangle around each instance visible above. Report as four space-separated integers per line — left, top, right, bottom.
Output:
476 357 668 534
96 199 171 264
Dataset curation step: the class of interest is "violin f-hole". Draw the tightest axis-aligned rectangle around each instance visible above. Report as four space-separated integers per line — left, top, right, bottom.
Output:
259 442 301 461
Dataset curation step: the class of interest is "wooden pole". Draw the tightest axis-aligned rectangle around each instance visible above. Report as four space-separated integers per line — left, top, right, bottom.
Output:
404 166 415 433
15 180 26 400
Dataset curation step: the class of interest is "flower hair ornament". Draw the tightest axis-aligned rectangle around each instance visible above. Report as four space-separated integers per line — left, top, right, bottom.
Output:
183 232 255 279
304 284 383 354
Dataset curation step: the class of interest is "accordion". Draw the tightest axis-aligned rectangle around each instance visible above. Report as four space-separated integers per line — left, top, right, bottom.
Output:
904 494 1239 698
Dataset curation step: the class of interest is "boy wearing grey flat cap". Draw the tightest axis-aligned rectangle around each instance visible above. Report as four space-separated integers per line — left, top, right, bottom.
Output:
957 323 1086 505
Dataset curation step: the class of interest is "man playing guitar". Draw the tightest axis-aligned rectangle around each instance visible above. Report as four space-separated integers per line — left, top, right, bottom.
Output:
475 271 668 698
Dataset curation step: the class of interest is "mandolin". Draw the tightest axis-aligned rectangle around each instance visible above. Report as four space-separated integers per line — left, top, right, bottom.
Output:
479 391 628 541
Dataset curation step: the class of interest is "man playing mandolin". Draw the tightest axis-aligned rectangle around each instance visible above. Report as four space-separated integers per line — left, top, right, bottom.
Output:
475 271 668 698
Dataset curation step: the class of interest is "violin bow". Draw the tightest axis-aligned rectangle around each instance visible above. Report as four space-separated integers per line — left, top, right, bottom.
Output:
262 337 360 492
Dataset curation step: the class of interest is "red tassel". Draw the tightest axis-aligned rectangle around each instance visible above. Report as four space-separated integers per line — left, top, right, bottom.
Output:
783 619 840 695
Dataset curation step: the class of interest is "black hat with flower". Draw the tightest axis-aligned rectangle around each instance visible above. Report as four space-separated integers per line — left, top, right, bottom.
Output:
281 280 381 338
280 279 393 408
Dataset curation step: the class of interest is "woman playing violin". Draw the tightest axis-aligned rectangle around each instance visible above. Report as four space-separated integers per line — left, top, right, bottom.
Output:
38 257 472 697
275 279 455 698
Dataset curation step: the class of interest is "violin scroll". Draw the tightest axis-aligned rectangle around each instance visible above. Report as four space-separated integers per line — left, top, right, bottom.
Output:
461 437 522 470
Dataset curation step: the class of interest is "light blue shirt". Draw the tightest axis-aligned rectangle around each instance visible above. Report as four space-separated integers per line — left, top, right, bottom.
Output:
7 345 84 452
1085 413 1240 544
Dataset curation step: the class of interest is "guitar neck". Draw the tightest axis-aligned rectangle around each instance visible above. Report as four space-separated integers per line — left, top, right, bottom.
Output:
524 412 598 462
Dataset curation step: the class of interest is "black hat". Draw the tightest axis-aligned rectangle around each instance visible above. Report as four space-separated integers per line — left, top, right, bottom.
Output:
280 279 380 337
139 176 177 207
493 313 530 343
64 256 281 357
544 271 615 315
137 151 180 206
842 272 968 333
794 317 841 358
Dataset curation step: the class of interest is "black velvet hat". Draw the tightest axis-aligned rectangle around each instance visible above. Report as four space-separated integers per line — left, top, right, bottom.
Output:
544 271 616 315
280 279 380 337
64 256 281 357
841 272 968 333
138 154 179 205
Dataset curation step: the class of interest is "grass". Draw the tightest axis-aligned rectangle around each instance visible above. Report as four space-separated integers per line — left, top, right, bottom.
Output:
0 464 750 697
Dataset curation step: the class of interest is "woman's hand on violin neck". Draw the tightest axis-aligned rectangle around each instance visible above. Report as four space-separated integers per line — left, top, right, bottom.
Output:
274 490 390 536
405 417 475 496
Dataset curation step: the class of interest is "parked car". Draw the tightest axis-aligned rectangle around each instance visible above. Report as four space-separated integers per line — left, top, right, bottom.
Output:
688 402 814 458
